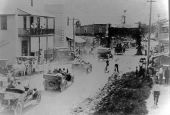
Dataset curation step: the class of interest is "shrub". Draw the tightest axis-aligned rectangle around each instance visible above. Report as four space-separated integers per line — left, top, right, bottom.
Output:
95 71 151 115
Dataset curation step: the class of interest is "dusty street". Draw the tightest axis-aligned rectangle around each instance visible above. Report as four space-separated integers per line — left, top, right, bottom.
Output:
1 48 142 115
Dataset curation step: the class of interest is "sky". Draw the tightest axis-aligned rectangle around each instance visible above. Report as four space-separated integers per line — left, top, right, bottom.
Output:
0 0 167 26
43 0 168 26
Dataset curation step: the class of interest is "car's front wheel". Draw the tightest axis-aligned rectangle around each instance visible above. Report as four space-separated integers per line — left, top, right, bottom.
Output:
14 101 23 115
60 85 64 92
35 92 41 104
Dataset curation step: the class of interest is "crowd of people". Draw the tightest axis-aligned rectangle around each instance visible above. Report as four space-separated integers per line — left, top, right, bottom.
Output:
30 22 46 35
48 67 70 75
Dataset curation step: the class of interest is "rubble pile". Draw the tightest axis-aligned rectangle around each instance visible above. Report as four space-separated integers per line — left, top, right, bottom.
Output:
72 71 152 115
95 71 152 115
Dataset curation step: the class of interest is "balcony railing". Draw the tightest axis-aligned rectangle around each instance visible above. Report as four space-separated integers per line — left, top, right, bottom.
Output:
18 28 55 36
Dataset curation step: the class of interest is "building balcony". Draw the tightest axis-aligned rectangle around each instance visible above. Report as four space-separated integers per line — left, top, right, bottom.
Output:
18 28 55 37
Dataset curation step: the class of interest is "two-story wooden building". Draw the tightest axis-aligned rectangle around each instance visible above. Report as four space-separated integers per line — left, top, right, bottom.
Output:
0 0 55 64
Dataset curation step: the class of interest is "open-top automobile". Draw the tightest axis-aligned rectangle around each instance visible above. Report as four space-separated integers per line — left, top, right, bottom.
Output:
0 86 41 115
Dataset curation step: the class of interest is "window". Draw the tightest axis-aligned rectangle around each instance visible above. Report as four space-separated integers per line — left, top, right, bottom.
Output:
1 16 7 30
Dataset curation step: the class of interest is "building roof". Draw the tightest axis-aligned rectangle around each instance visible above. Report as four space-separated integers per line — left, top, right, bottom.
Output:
75 36 86 43
66 36 86 43
17 8 55 18
114 24 137 28
0 0 55 17
0 8 16 15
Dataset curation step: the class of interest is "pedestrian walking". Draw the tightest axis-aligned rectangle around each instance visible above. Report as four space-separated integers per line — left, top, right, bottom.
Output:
136 66 138 75
158 66 163 84
165 67 170 85
114 64 119 73
113 64 119 80
105 59 109 73
153 80 160 106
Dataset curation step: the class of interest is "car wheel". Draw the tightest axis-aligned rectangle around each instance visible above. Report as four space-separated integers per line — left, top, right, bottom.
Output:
71 77 74 83
86 68 89 73
14 102 23 115
35 92 41 104
43 81 48 90
60 84 64 92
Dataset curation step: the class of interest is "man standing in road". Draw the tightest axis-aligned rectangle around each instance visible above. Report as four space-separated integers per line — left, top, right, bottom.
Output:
165 67 170 85
105 59 109 73
158 66 163 84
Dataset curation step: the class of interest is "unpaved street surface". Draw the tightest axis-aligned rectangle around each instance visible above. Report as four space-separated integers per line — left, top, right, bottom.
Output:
1 49 144 115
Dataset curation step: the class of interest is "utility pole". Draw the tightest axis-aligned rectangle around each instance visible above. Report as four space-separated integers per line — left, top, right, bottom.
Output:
146 0 156 73
122 10 127 27
169 0 170 56
73 18 75 52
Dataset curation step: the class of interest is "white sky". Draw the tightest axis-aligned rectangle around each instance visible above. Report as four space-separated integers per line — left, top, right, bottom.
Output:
43 0 169 26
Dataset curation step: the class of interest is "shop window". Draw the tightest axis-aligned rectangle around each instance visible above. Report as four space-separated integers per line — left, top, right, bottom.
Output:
1 16 7 30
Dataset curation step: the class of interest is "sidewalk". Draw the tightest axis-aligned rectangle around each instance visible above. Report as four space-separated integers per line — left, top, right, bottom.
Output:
146 84 170 115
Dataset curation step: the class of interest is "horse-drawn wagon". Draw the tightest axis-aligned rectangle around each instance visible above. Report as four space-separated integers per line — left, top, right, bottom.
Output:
11 56 38 77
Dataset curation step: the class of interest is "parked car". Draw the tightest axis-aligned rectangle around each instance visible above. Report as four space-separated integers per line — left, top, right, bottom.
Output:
72 59 92 73
114 43 125 55
0 87 41 115
43 72 74 92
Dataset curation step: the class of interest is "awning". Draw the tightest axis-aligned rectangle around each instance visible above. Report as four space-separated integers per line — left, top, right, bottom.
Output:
66 36 86 43
75 36 86 43
17 8 55 18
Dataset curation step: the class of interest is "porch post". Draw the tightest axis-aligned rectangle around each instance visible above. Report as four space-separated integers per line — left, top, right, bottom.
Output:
169 0 170 56
53 17 55 61
46 17 48 63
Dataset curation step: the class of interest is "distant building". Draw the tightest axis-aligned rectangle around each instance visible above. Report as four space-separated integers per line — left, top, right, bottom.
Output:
156 19 169 52
76 24 111 37
0 0 55 64
157 19 169 40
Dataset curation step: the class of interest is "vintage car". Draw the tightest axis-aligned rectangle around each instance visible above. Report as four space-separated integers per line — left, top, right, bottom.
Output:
72 59 92 73
114 43 125 55
0 87 41 115
97 47 113 61
43 71 74 92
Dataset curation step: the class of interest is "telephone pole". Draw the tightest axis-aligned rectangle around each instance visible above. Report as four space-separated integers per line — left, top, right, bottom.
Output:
146 0 156 72
169 0 170 56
